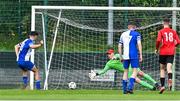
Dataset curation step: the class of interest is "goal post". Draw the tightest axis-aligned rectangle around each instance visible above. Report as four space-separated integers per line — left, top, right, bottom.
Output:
31 6 179 90
44 10 62 90
32 6 180 11
30 6 35 90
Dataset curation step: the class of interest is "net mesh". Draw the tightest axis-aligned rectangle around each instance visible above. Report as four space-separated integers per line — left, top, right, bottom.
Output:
34 8 180 90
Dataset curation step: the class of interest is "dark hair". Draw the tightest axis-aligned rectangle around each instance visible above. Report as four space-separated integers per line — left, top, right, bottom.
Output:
163 18 170 23
128 21 136 26
29 31 39 36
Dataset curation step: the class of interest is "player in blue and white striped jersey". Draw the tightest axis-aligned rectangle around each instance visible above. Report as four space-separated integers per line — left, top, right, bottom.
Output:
15 31 43 89
118 22 143 94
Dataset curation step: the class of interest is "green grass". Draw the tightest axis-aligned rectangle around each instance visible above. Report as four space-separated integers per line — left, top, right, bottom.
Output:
0 90 180 100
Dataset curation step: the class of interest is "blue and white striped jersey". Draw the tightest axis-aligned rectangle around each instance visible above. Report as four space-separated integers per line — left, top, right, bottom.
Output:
119 30 141 60
17 39 33 61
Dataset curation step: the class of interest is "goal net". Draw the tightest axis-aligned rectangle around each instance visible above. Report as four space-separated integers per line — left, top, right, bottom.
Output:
31 6 180 90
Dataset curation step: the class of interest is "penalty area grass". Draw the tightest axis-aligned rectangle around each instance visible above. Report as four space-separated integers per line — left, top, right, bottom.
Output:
0 90 180 100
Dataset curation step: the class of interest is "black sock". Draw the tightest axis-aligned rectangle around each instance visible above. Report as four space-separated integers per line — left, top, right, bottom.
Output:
160 78 165 87
168 73 172 80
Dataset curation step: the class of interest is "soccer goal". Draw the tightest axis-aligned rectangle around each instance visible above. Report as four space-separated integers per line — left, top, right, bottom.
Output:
31 6 180 90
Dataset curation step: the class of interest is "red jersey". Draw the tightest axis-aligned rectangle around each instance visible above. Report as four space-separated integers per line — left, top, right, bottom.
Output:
156 27 180 55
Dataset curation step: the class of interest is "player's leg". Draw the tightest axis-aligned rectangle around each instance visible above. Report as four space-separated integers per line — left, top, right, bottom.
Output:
166 55 174 90
22 70 28 89
32 66 41 89
24 61 41 89
159 55 166 88
128 69 155 90
167 63 172 90
138 71 156 84
135 77 154 90
159 63 166 94
160 64 166 87
122 60 130 94
127 68 137 93
127 59 138 94
138 70 160 89
17 61 29 89
122 69 128 94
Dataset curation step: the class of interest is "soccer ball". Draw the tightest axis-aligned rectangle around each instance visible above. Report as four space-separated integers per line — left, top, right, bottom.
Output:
68 82 76 89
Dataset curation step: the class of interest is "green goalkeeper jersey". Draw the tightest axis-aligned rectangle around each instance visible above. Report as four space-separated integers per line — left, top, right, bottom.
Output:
98 54 140 77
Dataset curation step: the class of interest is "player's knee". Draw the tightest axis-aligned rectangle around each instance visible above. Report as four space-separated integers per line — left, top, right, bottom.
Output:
167 64 172 71
160 66 165 70
167 69 172 74
131 74 136 78
135 78 141 83
123 72 128 76
124 69 128 72
132 69 137 74
160 64 166 69
32 66 39 72
138 71 144 77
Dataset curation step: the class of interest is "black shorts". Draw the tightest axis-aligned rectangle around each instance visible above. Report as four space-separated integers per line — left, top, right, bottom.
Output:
159 55 174 64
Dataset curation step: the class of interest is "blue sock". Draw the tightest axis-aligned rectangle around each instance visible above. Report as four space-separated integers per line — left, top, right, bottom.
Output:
128 78 135 91
22 76 28 86
36 80 41 90
122 80 128 94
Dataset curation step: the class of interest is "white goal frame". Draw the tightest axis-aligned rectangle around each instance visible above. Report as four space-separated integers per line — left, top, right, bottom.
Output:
31 6 179 90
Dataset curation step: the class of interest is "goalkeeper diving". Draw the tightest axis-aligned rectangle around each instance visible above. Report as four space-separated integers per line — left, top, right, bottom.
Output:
89 48 164 92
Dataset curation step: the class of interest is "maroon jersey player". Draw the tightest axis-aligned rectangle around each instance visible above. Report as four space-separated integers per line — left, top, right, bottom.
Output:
155 18 180 93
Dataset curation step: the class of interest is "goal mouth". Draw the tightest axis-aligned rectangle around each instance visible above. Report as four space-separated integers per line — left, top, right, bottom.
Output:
31 6 180 90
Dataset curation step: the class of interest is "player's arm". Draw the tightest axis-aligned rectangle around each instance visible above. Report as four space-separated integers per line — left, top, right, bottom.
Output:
97 65 110 75
155 31 162 53
89 64 110 79
118 44 122 58
118 35 123 62
137 34 143 62
30 40 43 49
174 31 180 47
14 43 21 57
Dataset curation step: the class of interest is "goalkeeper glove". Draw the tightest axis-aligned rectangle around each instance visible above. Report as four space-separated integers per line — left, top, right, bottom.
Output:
89 71 99 79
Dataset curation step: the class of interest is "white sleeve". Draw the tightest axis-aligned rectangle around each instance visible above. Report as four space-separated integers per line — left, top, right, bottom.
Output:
119 34 123 45
137 33 141 44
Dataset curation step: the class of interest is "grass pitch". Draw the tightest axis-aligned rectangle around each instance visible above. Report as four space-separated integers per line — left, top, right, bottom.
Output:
0 90 180 100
